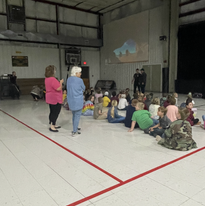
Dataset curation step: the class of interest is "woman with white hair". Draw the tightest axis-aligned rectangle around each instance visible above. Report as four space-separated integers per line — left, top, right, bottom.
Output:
67 66 85 137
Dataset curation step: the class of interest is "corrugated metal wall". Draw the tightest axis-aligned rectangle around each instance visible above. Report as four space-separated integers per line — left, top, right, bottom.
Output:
100 6 164 92
179 0 205 25
0 45 60 78
0 0 100 86
61 48 100 87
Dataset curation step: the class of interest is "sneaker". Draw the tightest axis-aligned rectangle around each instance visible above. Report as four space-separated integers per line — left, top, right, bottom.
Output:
78 128 81 130
156 135 162 142
195 121 201 126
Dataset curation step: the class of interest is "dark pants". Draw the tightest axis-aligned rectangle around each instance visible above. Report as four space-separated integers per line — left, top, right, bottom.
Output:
31 93 40 100
49 103 61 125
141 84 145 94
149 128 165 137
134 82 140 93
193 118 199 125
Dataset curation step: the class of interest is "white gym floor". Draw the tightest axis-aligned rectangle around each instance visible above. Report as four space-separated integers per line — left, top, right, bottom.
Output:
0 94 205 206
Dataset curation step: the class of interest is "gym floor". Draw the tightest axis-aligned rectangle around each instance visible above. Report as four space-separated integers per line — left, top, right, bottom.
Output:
0 94 205 206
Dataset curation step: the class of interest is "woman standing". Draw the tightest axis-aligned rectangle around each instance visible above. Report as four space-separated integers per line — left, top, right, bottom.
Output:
45 65 64 132
67 66 85 137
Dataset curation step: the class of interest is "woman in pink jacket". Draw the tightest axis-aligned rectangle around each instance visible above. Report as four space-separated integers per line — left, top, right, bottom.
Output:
45 65 64 132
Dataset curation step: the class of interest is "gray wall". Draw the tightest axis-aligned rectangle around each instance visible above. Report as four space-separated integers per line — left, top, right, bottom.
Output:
100 0 171 92
179 0 205 25
0 0 101 85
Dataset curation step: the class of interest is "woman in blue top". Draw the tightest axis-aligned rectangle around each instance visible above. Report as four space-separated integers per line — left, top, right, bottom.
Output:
67 66 85 136
107 100 125 123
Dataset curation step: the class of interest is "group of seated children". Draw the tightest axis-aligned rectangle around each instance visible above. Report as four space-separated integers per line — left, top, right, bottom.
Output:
64 86 202 151
127 92 200 150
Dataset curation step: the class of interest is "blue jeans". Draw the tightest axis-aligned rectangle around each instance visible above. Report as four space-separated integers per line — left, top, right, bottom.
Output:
82 110 93 116
110 116 125 123
72 109 82 133
144 118 159 134
149 128 165 137
202 115 205 122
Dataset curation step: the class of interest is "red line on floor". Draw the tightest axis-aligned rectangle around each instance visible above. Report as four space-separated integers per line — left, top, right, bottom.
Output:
67 145 205 206
0 109 123 184
2 109 205 205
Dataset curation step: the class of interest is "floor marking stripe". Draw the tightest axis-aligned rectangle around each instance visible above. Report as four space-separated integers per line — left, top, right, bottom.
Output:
0 109 123 183
2 109 205 206
67 145 205 206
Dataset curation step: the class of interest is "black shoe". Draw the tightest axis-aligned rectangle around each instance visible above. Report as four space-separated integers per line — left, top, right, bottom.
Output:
78 128 81 130
55 126 61 129
77 131 81 134
49 128 59 132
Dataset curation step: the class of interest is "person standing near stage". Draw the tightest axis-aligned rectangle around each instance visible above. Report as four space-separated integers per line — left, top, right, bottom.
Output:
132 68 141 93
140 68 147 94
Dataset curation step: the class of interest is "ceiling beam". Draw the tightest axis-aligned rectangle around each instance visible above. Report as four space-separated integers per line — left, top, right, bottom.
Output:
96 0 136 13
179 0 201 7
33 0 102 15
179 7 205 17
96 0 125 12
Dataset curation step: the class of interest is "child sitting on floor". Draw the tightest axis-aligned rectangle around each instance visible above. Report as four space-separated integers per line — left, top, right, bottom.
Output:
166 96 178 122
144 93 153 109
172 92 178 106
82 95 94 116
118 94 128 110
95 87 103 104
149 97 160 119
103 91 110 107
138 94 148 110
125 88 131 102
108 91 119 107
107 100 125 123
201 115 205 130
93 97 107 120
186 97 201 126
163 95 172 108
124 99 139 128
156 108 197 151
63 89 67 101
149 106 171 137
128 102 158 133
160 93 167 106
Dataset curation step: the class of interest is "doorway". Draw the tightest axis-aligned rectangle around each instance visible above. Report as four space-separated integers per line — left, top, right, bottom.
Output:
81 66 90 89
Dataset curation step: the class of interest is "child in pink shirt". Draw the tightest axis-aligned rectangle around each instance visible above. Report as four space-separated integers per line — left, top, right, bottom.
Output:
95 87 103 104
166 97 178 122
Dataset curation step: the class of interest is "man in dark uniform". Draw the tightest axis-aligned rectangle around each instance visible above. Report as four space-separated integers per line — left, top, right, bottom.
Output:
140 68 147 94
132 68 141 93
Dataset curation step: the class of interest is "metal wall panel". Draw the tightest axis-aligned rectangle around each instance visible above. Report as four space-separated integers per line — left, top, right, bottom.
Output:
26 19 37 33
180 12 205 25
100 7 164 92
25 0 36 18
0 0 6 13
0 45 60 79
179 0 205 25
59 7 98 27
35 2 56 20
60 48 100 88
8 0 22 6
37 21 57 34
0 16 7 30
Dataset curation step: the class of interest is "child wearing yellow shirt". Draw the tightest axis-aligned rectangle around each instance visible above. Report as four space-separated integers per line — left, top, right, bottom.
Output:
103 91 110 107
63 90 67 101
